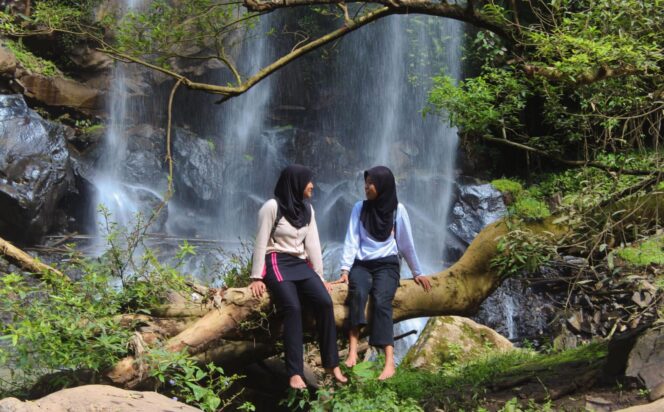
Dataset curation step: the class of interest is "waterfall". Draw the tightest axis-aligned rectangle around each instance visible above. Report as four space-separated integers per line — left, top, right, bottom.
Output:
306 15 463 361
93 5 463 359
92 0 147 240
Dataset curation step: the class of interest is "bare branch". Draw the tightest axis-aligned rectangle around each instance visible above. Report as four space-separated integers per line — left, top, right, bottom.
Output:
482 135 656 176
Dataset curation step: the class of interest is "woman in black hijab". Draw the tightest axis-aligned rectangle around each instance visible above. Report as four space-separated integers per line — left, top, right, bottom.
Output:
336 166 431 380
249 165 346 389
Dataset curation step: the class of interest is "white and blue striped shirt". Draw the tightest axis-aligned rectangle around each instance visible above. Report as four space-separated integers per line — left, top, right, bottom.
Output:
339 201 423 277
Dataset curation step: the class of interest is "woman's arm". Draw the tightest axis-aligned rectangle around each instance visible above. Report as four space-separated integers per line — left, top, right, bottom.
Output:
250 200 277 280
339 202 362 273
304 207 325 282
395 204 424 277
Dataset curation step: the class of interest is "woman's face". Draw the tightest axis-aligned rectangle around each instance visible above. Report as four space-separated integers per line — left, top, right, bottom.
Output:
364 176 378 200
303 181 314 199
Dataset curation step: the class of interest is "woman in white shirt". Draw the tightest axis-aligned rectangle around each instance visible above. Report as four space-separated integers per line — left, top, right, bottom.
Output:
337 166 431 380
249 164 347 389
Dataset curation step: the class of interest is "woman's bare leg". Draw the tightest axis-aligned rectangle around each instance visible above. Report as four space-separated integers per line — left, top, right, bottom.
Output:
378 345 396 380
344 327 360 367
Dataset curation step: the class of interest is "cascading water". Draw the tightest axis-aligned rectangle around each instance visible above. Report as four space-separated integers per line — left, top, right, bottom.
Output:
95 5 464 359
93 0 149 241
307 15 463 361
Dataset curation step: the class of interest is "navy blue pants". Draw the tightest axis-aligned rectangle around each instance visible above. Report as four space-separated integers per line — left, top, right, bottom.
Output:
347 255 400 347
263 253 339 377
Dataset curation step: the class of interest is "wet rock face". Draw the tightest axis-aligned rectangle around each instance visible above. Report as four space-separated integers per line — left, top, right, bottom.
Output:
0 94 75 243
446 179 506 263
473 277 558 344
173 127 223 206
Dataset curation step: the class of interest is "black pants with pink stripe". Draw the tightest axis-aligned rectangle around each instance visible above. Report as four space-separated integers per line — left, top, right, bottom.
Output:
263 252 339 378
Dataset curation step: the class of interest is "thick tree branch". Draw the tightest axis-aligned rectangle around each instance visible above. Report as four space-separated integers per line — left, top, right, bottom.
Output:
244 0 513 40
100 6 394 101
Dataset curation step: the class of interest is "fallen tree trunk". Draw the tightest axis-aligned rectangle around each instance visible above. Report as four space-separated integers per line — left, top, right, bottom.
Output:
105 218 525 387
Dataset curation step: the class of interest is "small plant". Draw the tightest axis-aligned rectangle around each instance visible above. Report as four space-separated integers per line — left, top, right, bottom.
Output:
147 349 251 412
491 227 556 278
491 178 524 197
217 241 254 288
511 197 550 221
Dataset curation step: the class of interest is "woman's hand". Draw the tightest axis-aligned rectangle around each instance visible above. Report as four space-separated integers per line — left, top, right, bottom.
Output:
333 270 349 284
324 282 334 294
414 275 431 292
250 280 266 298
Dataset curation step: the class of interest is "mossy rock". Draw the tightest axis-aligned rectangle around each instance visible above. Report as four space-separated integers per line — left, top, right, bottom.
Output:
402 316 514 371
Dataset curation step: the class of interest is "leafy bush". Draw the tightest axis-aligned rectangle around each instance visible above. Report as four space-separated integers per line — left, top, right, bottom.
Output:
147 349 254 412
491 227 556 278
0 212 252 411
283 360 422 411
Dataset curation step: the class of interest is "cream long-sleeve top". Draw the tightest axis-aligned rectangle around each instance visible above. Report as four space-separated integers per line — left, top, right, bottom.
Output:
250 199 324 281
339 201 424 277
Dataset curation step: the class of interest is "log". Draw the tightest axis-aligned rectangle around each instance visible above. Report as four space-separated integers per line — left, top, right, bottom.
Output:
105 219 519 387
0 236 66 279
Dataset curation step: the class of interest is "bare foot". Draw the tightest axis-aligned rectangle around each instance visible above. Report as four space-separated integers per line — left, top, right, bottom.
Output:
344 354 357 368
377 362 395 381
289 375 307 389
327 366 348 384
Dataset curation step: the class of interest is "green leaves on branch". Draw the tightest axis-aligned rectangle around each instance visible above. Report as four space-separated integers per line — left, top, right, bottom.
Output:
115 0 261 71
428 68 529 137
428 0 663 157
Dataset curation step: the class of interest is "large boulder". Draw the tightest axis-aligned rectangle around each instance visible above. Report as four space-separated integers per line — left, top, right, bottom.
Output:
401 316 514 371
17 73 103 115
626 326 664 401
0 94 75 243
0 384 201 411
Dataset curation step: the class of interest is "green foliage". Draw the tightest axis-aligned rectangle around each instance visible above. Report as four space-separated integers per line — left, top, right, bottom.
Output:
0 210 251 411
146 349 252 412
617 235 664 266
491 226 556 278
115 0 260 71
0 267 130 396
484 397 554 412
218 241 253 288
390 343 607 410
429 0 663 159
428 67 529 137
2 39 60 76
284 361 422 411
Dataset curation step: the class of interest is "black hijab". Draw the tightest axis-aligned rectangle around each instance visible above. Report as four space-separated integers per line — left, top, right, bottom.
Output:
273 164 313 229
360 166 398 241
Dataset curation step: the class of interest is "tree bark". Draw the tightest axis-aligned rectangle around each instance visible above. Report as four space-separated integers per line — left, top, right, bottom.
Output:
105 219 522 388
105 190 664 388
